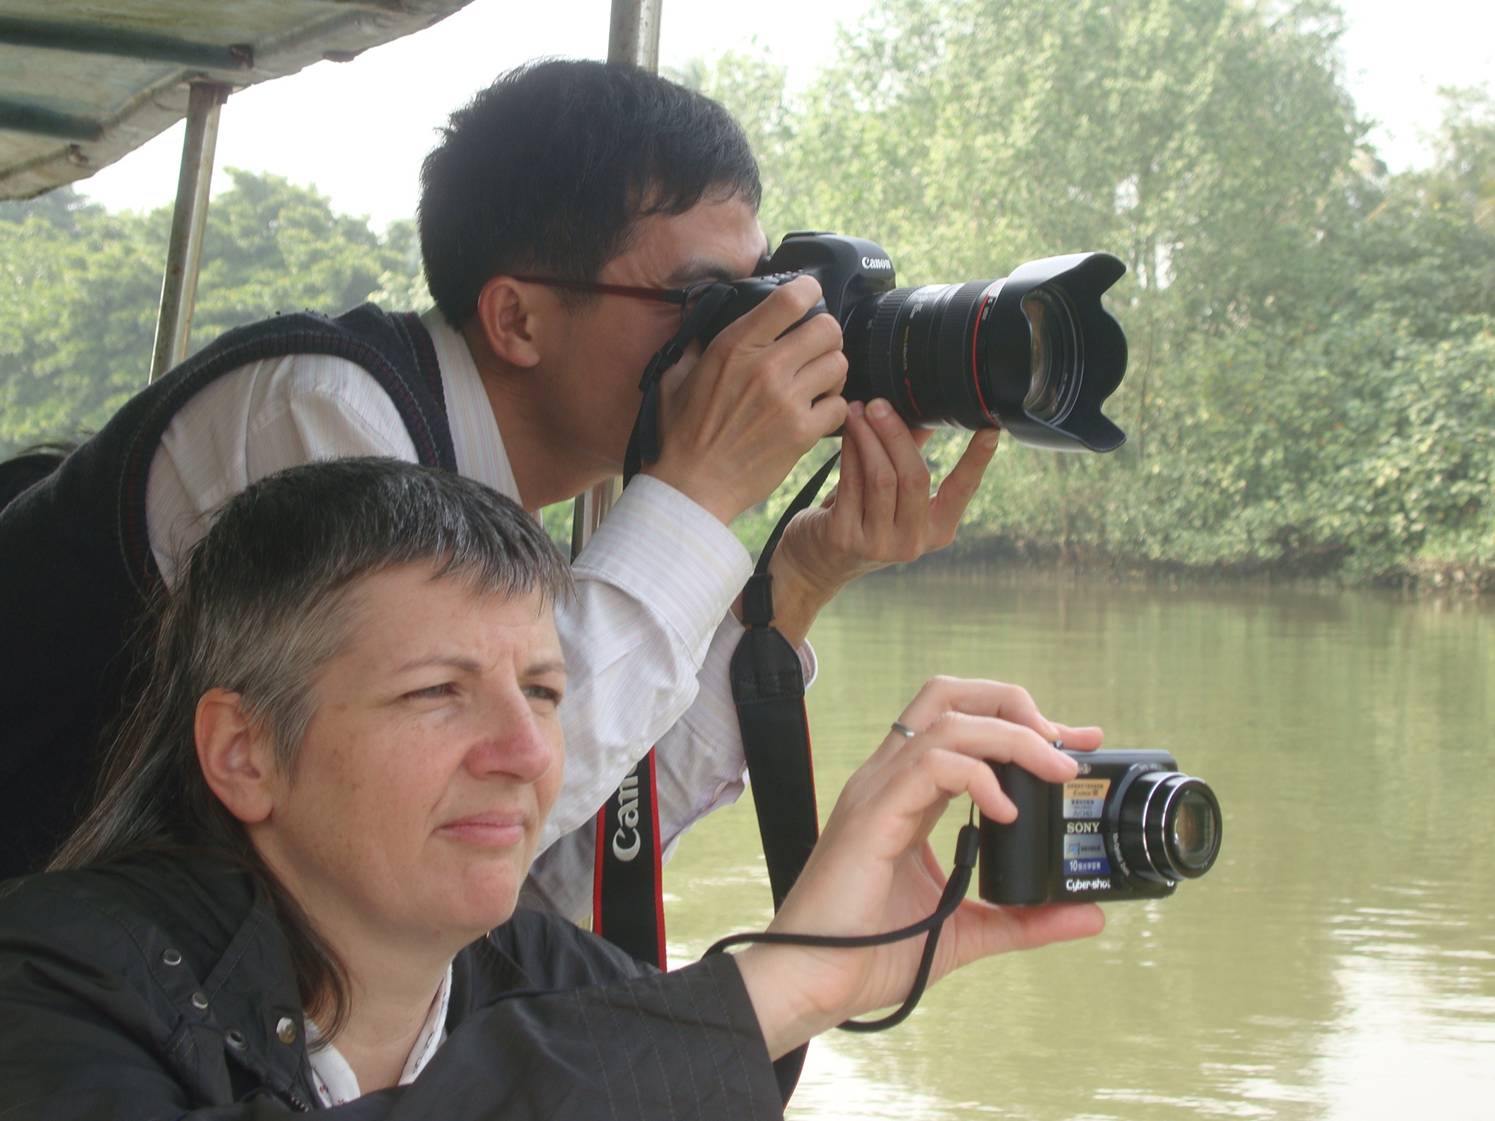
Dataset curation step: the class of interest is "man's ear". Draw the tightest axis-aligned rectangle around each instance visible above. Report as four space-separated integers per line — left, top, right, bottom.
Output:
473 276 547 369
195 688 278 825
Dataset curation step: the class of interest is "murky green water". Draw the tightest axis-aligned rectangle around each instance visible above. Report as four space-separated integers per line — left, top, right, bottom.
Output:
662 566 1495 1120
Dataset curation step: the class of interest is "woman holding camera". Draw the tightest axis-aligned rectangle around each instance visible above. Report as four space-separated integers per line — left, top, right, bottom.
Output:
0 458 1102 1119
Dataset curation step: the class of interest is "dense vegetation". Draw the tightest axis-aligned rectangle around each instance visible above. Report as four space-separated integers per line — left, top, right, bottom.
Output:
0 171 424 453
703 0 1495 590
2 0 1490 590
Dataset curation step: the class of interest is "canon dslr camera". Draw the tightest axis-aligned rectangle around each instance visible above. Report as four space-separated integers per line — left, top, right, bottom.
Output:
980 749 1222 904
698 231 1129 452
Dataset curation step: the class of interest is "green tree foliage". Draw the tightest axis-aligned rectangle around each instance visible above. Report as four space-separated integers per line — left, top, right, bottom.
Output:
189 170 400 349
0 189 160 451
0 172 427 455
698 0 1494 590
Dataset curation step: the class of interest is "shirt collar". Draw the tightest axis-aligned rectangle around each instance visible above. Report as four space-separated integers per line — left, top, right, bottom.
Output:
420 307 518 501
305 963 453 1107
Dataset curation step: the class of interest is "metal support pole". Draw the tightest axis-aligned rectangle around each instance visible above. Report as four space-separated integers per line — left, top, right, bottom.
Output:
608 0 662 70
571 0 664 556
149 81 229 382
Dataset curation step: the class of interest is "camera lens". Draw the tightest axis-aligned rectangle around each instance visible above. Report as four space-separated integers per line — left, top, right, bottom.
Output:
850 280 1081 432
1119 770 1222 884
839 251 1127 450
1020 289 1080 423
1169 786 1220 874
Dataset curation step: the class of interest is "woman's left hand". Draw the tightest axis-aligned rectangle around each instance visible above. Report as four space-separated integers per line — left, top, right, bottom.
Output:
734 677 1105 1059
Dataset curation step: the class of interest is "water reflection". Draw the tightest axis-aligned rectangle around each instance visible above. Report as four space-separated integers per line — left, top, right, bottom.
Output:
664 568 1494 1120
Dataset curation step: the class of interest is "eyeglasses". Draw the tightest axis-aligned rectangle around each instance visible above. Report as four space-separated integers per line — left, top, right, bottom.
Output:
510 275 718 313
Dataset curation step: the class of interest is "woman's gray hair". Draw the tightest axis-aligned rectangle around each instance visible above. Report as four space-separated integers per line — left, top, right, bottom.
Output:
50 457 572 1036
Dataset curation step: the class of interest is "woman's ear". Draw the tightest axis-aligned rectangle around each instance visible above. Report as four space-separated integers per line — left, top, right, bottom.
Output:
473 276 546 369
195 688 277 824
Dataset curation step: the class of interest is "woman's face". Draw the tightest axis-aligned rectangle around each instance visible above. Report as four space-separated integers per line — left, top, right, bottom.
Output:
248 565 566 951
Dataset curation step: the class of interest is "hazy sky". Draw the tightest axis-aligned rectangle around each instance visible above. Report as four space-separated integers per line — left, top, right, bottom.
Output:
78 0 1493 228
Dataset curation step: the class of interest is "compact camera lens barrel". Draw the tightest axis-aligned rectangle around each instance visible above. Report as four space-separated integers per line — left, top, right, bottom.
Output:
1117 770 1223 885
1167 783 1222 874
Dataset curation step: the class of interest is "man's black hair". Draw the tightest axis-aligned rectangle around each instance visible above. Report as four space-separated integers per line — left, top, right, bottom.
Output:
418 58 762 328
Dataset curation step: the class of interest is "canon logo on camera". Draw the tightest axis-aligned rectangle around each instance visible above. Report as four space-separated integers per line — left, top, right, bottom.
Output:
861 255 893 271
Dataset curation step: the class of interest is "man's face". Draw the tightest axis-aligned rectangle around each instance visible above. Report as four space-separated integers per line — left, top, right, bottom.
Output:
249 566 566 950
539 192 768 477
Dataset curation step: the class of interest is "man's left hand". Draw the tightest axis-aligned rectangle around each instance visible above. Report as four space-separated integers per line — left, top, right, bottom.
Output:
765 398 1000 646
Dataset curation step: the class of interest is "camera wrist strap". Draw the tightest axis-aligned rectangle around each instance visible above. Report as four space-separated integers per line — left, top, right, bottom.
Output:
590 283 742 969
717 476 978 1041
705 815 982 1033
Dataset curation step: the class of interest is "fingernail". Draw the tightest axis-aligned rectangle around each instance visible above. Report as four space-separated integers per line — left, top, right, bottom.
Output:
868 399 891 420
978 429 1000 449
848 400 865 419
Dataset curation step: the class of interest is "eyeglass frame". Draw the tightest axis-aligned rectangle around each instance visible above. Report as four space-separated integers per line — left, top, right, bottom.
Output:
508 274 720 310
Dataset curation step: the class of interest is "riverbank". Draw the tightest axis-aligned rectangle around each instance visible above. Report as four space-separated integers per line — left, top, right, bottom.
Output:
931 533 1495 598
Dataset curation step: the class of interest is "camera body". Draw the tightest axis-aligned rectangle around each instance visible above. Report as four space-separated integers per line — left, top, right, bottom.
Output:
698 231 1130 452
703 230 896 324
979 749 1222 905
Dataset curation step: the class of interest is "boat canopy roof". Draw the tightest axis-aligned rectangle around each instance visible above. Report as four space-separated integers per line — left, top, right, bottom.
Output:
0 0 474 200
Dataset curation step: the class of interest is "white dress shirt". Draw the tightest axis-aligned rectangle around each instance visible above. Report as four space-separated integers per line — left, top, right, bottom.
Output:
146 309 815 919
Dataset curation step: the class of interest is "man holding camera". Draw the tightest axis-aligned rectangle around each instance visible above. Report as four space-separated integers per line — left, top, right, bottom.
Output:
0 59 998 909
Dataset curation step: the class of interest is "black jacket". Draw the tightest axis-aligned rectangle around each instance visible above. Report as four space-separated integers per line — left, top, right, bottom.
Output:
0 853 783 1119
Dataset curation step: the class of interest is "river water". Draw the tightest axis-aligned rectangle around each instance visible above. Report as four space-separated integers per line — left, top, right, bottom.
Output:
661 566 1495 1120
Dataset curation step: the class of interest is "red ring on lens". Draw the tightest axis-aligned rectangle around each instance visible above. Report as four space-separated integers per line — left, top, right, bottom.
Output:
970 291 1000 426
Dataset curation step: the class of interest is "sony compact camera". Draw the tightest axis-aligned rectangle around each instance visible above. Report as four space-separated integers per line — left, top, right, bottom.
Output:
979 749 1222 904
697 231 1130 452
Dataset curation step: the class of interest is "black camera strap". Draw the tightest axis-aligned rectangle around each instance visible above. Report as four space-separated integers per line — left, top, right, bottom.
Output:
593 292 840 1103
726 455 839 1104
590 283 738 970
729 452 840 909
705 815 983 1032
591 751 665 967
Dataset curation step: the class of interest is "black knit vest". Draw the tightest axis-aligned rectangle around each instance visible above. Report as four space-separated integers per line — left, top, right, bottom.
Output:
0 305 455 879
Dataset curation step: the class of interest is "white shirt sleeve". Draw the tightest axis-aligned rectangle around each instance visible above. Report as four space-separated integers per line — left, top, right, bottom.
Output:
538 474 753 846
147 354 416 581
524 476 819 922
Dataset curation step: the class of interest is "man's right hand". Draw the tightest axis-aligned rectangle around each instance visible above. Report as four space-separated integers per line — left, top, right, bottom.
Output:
643 275 848 525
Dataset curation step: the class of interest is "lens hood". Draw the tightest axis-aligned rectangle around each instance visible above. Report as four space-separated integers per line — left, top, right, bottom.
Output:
977 252 1128 452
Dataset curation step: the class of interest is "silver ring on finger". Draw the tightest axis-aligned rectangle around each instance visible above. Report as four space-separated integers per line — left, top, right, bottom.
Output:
889 720 918 739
